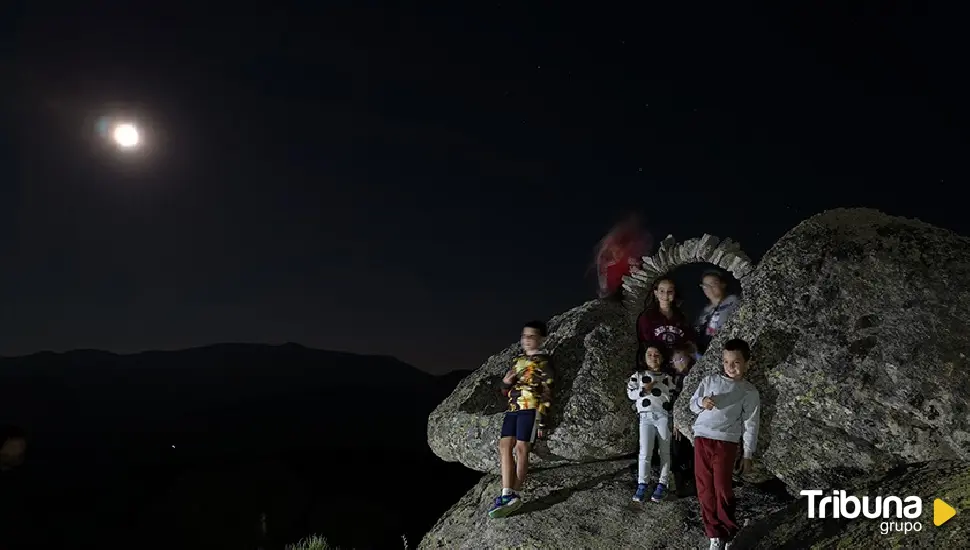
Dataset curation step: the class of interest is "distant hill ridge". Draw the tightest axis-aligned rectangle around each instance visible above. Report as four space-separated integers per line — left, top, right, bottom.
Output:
3 342 430 371
0 343 472 459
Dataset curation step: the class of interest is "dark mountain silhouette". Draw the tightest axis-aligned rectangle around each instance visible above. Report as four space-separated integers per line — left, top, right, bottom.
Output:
0 344 478 549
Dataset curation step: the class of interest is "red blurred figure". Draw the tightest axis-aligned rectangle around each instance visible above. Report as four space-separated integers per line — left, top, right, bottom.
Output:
595 215 652 299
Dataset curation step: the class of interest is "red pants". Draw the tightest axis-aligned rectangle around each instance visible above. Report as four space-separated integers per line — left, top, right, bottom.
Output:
694 437 740 540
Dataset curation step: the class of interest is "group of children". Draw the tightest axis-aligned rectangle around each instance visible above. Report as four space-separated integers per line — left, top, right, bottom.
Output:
487 270 758 550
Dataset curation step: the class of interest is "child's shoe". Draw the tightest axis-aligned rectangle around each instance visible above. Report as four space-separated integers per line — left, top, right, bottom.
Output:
487 493 522 518
650 482 667 502
632 483 648 502
708 538 725 550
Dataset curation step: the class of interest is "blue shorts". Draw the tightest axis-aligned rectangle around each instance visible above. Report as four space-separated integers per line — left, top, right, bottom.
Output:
501 410 539 443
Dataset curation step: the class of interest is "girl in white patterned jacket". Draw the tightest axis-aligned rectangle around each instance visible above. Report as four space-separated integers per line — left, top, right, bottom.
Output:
626 341 675 503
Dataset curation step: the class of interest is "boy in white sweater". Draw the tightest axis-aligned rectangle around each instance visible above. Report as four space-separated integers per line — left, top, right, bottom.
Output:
688 338 760 550
626 341 675 503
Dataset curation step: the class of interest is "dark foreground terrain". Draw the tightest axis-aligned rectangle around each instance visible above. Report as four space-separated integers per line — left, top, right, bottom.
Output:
0 344 479 549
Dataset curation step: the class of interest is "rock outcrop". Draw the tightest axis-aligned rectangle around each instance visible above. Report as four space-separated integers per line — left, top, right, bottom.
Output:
426 207 970 547
419 460 792 550
427 299 639 472
732 460 970 548
673 208 970 494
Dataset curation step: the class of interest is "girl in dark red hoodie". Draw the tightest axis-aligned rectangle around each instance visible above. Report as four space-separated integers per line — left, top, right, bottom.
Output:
636 276 697 366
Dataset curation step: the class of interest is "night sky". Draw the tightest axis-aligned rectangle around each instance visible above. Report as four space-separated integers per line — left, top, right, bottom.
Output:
3 3 967 373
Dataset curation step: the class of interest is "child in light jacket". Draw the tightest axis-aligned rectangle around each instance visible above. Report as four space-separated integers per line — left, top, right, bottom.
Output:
688 338 760 549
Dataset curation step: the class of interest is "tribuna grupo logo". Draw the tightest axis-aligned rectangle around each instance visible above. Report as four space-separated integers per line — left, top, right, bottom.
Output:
800 490 923 535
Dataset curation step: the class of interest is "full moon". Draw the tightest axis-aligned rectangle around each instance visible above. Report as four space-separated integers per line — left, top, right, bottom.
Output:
112 123 141 149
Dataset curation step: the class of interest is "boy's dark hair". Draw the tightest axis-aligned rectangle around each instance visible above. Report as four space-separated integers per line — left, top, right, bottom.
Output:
702 269 728 284
723 338 751 361
523 320 548 337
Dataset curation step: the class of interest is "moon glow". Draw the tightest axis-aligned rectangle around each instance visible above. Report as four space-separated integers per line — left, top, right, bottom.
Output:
96 116 146 152
112 122 141 149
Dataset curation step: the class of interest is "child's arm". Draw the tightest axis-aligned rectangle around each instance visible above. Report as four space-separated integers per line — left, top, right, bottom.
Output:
688 376 709 415
666 374 681 403
501 364 518 397
626 372 642 400
741 386 761 459
536 357 555 424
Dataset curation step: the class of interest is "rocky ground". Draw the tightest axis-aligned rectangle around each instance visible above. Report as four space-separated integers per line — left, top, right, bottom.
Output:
421 459 969 549
419 459 792 550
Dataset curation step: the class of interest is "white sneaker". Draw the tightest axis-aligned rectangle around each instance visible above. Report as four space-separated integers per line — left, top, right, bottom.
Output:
708 539 724 550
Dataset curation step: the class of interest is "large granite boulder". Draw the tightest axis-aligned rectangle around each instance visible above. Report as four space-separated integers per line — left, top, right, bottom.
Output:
419 460 792 549
673 208 970 494
427 299 639 473
732 460 970 549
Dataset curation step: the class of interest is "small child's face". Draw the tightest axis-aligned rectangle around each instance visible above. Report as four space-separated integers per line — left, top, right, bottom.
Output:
671 351 691 373
644 347 664 370
723 349 748 379
521 327 543 353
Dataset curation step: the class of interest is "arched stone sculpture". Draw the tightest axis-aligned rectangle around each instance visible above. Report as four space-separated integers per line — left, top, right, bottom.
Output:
620 234 755 312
